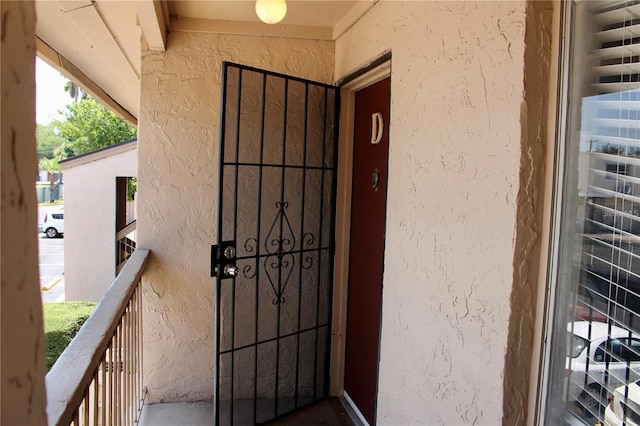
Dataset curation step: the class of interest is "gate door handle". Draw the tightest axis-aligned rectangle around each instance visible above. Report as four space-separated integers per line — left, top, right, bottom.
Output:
211 241 237 279
224 264 239 277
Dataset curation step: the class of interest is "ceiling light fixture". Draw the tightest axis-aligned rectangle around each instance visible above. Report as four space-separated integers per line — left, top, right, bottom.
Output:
255 0 287 24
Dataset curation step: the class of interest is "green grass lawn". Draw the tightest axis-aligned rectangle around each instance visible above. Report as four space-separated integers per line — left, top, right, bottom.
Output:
43 302 96 371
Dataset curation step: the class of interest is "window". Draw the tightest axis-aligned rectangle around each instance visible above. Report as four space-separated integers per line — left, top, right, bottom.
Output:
571 334 589 358
606 162 630 176
544 1 640 424
620 397 640 424
594 338 640 363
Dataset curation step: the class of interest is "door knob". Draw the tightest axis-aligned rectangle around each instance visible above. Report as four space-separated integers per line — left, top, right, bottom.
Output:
224 264 239 277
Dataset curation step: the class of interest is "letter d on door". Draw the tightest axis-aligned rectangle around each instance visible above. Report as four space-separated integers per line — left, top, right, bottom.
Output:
370 112 383 145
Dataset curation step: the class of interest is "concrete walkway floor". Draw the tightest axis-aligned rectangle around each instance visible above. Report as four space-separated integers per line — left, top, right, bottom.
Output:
139 401 214 426
139 398 356 426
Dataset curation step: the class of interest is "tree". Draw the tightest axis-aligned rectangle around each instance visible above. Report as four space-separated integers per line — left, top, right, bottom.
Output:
127 177 137 202
36 123 65 160
55 97 137 157
39 158 60 202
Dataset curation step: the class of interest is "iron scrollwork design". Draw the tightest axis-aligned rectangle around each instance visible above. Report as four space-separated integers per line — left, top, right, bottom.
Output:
241 202 318 304
303 232 315 247
241 237 259 279
242 264 257 280
264 202 296 304
302 232 315 271
245 237 258 253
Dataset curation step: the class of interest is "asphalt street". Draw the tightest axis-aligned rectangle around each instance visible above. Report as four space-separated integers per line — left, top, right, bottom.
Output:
39 205 65 303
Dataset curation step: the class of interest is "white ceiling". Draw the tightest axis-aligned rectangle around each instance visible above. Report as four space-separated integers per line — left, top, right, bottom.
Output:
34 0 365 125
170 0 358 27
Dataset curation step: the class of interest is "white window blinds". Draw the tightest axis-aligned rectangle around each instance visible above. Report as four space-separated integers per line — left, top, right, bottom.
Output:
545 2 640 425
582 0 640 293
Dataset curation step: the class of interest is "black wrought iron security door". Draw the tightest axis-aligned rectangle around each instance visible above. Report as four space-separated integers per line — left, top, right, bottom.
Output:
212 62 339 425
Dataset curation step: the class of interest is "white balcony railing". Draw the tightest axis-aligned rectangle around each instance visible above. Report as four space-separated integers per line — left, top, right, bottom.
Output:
46 249 150 426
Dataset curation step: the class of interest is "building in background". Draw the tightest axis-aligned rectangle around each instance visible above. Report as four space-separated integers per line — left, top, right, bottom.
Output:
59 140 137 301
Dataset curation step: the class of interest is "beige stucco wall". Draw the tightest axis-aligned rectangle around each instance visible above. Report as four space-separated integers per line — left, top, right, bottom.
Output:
138 32 334 403
1 1 48 423
62 144 137 301
335 1 532 424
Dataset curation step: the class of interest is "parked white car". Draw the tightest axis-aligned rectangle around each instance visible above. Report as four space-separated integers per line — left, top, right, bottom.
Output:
41 209 64 238
567 321 640 417
604 380 640 426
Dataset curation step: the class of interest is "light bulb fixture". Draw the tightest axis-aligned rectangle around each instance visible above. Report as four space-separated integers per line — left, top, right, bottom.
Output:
255 0 287 24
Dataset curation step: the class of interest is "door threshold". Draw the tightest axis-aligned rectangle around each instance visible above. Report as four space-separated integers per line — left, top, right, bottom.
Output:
341 392 370 426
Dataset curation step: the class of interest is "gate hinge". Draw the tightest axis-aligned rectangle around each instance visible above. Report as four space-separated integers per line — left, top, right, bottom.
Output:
211 241 237 279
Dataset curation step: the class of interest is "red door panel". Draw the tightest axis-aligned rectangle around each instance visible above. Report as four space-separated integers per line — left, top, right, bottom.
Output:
344 77 390 425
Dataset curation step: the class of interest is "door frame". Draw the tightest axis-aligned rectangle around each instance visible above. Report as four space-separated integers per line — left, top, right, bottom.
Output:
329 55 391 420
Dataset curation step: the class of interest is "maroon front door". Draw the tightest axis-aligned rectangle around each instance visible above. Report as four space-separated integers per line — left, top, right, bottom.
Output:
344 77 391 425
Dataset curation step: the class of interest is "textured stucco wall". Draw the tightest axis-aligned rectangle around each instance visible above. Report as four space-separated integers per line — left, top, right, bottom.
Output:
63 146 138 301
1 1 48 423
138 32 334 403
504 2 555 424
335 1 531 424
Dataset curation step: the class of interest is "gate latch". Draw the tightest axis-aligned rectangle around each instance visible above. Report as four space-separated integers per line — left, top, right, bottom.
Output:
211 241 238 279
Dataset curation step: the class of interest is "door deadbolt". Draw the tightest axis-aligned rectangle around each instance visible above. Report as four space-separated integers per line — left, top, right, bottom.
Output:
223 246 236 259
